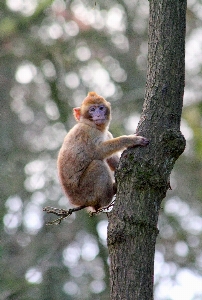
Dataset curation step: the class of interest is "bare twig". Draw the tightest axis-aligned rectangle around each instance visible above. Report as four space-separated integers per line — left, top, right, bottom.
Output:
43 199 115 225
43 205 86 225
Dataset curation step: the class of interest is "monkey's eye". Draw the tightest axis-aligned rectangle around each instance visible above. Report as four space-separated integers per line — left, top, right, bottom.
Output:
99 105 104 110
89 107 95 112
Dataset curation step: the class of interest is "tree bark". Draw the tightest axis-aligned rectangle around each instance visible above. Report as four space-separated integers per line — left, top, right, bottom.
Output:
107 1 187 299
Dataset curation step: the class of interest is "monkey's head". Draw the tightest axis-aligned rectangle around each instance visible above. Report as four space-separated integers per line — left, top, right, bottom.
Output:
73 92 111 131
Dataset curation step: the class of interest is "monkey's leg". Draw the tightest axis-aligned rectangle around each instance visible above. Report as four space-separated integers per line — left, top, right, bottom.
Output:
43 205 86 225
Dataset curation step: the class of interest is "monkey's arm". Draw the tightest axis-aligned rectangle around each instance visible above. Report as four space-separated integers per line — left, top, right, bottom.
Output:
97 135 149 159
106 131 120 171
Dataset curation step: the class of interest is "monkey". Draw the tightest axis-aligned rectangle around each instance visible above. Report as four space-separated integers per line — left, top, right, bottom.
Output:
57 91 149 213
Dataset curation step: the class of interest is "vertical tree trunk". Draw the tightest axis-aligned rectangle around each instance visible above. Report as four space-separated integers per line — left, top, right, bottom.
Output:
107 1 187 299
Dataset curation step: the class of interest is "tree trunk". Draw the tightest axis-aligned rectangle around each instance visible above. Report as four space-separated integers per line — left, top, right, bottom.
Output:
107 1 187 299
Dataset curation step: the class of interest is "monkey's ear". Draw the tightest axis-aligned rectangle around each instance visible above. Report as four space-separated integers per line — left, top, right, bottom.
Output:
73 107 81 121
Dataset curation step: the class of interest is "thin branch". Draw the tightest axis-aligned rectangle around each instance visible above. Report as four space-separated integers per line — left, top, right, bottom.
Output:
43 205 86 225
43 199 115 225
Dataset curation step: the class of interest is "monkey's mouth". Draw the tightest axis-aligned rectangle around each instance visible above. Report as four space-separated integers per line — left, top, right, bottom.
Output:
94 119 105 124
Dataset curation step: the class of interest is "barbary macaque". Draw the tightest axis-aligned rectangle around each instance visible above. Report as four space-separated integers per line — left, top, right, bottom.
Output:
57 91 149 213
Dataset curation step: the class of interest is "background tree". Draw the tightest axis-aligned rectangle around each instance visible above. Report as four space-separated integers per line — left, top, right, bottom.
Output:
1 0 202 299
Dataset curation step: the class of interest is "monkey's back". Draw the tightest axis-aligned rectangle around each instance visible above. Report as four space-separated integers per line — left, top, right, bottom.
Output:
57 123 106 202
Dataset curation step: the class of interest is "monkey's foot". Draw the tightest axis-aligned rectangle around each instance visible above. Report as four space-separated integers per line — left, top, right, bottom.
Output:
89 199 115 217
43 205 86 225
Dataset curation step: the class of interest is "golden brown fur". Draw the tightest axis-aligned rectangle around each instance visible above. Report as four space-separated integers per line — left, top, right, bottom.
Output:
57 92 149 211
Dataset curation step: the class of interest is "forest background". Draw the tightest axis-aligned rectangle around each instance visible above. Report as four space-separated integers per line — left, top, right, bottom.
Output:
1 0 202 299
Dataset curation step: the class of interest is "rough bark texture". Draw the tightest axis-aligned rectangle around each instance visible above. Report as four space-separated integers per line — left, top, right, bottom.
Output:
107 1 187 299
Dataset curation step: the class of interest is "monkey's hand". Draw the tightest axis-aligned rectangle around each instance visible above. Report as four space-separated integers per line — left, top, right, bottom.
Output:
130 135 149 147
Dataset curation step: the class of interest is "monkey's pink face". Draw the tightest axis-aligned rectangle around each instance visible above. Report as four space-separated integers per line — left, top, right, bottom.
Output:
88 104 108 125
